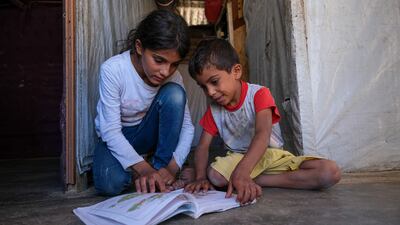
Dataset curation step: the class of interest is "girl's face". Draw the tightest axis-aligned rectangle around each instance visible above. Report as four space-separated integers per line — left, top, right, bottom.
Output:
135 40 182 87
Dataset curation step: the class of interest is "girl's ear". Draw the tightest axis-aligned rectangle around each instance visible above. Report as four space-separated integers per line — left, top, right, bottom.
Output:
232 64 242 80
135 39 143 56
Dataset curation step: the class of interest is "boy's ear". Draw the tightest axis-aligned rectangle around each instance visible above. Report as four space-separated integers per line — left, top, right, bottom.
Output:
135 39 143 56
232 64 242 80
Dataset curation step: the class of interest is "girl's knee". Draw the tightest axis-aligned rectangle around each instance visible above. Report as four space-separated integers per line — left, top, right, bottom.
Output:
317 160 341 188
207 167 228 187
94 168 131 196
159 83 186 106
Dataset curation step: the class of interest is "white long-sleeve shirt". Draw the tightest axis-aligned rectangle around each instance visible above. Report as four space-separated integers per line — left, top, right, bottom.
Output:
95 50 194 170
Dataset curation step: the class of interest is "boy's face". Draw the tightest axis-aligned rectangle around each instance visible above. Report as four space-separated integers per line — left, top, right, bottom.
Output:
195 64 242 107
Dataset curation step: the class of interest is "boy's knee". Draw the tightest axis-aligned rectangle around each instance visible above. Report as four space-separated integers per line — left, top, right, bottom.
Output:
317 160 341 189
207 167 228 187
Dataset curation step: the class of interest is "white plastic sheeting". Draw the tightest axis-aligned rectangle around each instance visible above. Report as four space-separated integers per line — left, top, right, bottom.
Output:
293 0 400 171
75 1 156 173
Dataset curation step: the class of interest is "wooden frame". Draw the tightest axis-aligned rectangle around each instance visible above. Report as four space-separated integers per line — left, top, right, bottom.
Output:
227 0 248 81
64 0 75 186
231 0 245 29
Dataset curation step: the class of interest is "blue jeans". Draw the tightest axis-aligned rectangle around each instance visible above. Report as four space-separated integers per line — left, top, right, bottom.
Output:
93 83 186 196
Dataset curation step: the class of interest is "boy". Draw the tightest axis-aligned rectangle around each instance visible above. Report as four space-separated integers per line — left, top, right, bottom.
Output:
184 38 341 205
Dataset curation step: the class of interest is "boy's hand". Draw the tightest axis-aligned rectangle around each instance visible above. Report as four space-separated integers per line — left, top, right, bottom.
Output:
184 179 214 193
226 170 262 205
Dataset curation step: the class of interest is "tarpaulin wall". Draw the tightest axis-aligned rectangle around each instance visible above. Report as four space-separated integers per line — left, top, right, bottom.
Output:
291 0 400 171
245 0 400 171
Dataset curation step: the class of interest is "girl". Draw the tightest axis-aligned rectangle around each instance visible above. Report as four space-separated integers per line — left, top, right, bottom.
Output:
93 9 194 196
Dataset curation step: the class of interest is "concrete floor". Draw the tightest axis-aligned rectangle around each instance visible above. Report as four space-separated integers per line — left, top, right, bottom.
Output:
0 158 399 225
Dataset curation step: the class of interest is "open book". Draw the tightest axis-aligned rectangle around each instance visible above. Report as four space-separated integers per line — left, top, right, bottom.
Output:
74 189 250 225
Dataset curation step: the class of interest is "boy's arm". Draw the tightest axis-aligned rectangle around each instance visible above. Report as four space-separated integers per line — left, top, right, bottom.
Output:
194 131 213 179
226 108 272 204
184 130 214 193
234 108 272 175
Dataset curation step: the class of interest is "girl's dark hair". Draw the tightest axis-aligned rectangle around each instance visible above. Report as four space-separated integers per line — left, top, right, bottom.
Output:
188 38 240 78
123 9 190 59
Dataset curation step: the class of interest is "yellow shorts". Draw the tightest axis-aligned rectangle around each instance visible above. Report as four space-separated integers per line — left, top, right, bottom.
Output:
210 148 320 181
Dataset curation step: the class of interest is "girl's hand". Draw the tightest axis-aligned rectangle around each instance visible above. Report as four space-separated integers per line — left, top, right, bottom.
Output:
184 179 214 193
167 167 196 191
158 167 176 186
134 169 168 193
132 162 168 193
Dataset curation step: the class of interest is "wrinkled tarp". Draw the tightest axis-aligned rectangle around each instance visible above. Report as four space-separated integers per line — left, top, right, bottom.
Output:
293 0 400 171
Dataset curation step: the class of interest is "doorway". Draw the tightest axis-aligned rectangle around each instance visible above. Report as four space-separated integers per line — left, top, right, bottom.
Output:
0 0 64 192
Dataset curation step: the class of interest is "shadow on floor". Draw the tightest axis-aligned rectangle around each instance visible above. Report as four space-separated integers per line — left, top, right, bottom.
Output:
0 158 399 225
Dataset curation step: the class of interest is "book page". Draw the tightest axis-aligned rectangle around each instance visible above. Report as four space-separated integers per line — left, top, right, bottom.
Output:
85 191 185 225
73 207 124 225
73 189 246 225
181 190 241 218
149 195 196 224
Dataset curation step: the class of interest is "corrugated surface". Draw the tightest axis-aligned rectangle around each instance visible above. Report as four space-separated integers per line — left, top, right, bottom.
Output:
75 0 156 173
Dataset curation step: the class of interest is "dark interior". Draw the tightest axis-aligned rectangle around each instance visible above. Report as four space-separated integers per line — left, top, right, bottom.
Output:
0 0 63 159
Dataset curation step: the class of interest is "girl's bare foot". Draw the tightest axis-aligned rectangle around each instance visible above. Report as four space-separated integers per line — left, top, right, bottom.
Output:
168 167 195 190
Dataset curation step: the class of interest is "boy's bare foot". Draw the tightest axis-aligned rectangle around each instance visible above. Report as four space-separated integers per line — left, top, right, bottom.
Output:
168 167 195 190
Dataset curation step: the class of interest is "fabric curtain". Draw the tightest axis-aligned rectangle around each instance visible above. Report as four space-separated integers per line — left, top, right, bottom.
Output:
244 0 302 155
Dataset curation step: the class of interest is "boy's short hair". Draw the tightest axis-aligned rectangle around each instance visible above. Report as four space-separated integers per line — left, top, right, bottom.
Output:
188 38 240 78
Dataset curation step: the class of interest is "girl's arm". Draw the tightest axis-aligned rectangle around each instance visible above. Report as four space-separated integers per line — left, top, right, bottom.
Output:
97 64 145 170
234 108 272 175
98 64 168 192
168 73 195 169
